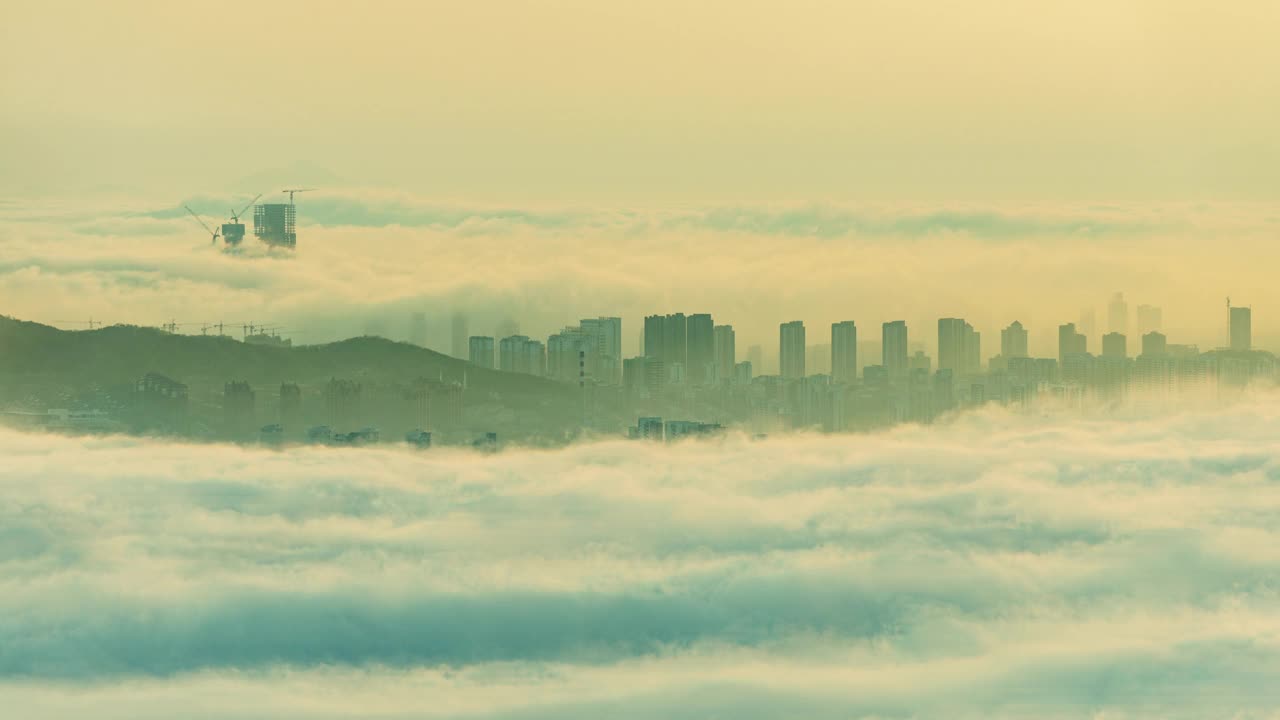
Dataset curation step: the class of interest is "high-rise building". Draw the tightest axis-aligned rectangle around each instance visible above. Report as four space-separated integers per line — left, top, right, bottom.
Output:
882 321 908 380
1108 292 1128 336
643 315 665 360
747 345 764 374
1058 323 1087 365
780 321 806 379
451 312 468 360
831 321 857 384
713 325 736 383
547 326 592 382
580 316 623 385
499 335 545 375
1001 321 1028 358
686 313 714 385
938 318 966 375
963 324 981 375
253 203 296 248
1141 331 1167 357
468 336 495 369
1102 332 1127 358
1230 305 1252 351
937 318 982 377
663 313 688 379
1136 305 1162 336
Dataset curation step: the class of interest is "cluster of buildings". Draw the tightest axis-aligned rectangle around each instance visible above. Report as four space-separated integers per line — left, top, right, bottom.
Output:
467 316 623 385
18 294 1273 448
446 295 1273 435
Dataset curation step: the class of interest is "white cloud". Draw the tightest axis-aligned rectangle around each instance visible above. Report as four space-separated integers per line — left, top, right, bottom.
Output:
3 399 1280 716
2 193 1277 357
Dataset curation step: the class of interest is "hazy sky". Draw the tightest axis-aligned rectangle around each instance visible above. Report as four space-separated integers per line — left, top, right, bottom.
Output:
4 0 1279 200
3 2 1279 357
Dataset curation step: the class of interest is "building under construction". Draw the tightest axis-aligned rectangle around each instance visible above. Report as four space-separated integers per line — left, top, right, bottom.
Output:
254 203 296 248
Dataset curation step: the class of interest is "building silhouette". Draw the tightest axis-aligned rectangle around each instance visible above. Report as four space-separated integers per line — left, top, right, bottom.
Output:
686 313 714 385
713 325 736 383
1141 331 1167 357
831 321 857 384
1230 305 1252 351
1001 321 1028 359
882 321 908 380
780 321 806 379
1102 332 1127 358
469 336 495 369
1058 323 1087 366
580 317 623 385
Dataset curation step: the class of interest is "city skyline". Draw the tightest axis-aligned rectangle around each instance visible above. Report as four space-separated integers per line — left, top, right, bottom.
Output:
5 2 1279 717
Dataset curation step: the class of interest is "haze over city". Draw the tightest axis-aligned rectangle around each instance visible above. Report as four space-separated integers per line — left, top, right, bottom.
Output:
3 1 1280 718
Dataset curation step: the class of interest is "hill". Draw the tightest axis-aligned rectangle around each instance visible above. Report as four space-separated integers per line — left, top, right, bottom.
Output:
0 316 595 440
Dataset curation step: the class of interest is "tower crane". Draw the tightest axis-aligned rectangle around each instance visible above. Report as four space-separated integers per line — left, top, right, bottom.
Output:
184 205 220 244
230 193 262 223
282 188 316 204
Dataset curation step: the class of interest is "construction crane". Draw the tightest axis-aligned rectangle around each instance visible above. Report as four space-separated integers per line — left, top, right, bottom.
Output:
230 193 262 223
184 205 220 244
282 188 316 205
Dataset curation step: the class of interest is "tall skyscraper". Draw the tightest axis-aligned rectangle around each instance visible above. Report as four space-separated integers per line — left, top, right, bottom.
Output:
963 324 981 375
1001 321 1028 358
1102 332 1127 358
547 327 592 382
686 313 714 385
882 321 908 380
780 321 806 379
1058 323 1087 364
1136 305 1162 336
451 312 468 360
1108 292 1128 336
713 325 736 383
643 315 665 360
663 313 688 381
580 316 623 385
468 336 495 369
938 318 966 375
1230 305 1252 351
747 344 764 374
940 318 982 376
831 321 857 384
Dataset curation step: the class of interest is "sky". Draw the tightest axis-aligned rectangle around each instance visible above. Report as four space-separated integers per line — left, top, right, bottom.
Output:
5 399 1280 717
3 2 1279 357
3 1 1279 201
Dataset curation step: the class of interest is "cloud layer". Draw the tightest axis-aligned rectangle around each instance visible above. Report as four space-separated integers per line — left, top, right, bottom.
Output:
3 192 1277 360
4 400 1280 717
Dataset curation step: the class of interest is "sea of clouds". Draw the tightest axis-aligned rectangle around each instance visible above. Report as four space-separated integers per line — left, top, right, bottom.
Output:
2 191 1277 356
4 399 1280 718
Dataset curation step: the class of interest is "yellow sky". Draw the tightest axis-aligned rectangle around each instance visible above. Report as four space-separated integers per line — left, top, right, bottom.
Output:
3 0 1279 199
